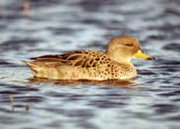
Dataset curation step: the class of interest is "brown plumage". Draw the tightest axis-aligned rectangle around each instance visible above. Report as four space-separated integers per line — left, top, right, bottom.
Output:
25 35 154 80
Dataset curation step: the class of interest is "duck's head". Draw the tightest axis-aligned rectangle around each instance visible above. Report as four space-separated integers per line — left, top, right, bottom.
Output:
106 35 155 63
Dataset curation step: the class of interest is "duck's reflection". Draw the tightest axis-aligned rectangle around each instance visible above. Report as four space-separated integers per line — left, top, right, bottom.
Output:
29 77 137 87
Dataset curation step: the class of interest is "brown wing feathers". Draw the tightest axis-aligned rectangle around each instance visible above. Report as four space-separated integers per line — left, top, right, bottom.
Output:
29 51 99 68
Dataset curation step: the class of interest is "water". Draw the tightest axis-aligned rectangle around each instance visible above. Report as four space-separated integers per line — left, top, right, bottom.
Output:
0 0 180 129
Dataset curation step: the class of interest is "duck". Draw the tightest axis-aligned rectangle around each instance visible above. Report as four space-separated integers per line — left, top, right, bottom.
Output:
25 35 155 81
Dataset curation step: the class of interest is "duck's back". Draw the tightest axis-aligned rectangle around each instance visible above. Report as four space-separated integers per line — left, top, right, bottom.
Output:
25 50 137 80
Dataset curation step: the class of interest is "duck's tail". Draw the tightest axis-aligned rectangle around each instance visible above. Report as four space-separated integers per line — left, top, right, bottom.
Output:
23 60 40 74
23 60 65 79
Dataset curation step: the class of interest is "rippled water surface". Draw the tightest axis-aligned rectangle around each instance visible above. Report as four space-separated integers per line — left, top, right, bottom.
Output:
0 0 180 129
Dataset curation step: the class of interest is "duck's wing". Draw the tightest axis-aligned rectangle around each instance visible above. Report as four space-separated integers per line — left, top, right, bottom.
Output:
29 51 103 68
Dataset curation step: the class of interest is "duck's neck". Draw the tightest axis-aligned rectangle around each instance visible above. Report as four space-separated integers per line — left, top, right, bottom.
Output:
106 51 131 63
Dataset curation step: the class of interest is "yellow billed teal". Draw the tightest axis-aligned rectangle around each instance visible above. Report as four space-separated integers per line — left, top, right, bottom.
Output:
25 35 155 80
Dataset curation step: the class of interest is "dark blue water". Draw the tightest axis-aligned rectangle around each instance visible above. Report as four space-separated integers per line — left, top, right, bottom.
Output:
0 0 180 129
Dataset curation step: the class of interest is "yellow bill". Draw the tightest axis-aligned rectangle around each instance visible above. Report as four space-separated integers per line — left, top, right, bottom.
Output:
134 50 155 60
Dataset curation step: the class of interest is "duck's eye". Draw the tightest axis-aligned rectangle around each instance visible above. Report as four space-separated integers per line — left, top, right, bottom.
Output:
123 43 134 47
